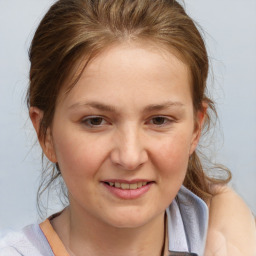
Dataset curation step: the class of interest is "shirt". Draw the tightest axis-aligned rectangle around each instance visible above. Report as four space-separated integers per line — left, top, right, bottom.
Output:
0 186 208 256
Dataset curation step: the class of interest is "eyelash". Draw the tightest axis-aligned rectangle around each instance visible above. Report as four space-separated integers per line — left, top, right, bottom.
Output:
81 116 109 128
147 116 174 127
81 115 174 128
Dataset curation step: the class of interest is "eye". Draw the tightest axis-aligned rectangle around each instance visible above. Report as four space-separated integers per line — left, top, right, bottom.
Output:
151 117 167 125
82 116 108 127
147 116 174 126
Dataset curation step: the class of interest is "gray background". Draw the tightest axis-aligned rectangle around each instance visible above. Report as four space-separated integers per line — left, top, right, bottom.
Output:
0 0 255 233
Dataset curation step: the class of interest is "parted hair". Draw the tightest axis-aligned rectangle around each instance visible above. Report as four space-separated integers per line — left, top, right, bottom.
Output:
27 0 231 212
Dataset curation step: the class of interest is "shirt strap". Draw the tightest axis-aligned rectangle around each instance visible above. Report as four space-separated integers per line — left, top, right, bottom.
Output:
39 219 69 256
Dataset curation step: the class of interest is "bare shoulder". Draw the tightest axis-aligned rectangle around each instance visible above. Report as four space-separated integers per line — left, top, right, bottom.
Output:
205 185 256 256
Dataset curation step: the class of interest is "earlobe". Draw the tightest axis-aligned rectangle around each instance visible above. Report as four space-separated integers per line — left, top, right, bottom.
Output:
29 107 57 163
189 102 208 155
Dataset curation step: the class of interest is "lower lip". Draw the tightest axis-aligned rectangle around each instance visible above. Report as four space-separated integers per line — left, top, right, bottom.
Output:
102 182 153 200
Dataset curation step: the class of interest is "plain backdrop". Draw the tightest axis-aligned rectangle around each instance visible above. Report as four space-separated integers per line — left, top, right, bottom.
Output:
0 0 256 233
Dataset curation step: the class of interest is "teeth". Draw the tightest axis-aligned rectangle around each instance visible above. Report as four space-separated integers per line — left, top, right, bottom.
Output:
129 183 138 190
115 182 121 188
121 183 129 189
107 181 149 189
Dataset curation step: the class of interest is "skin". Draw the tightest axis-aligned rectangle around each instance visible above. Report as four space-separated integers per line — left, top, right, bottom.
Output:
205 185 256 256
30 42 256 255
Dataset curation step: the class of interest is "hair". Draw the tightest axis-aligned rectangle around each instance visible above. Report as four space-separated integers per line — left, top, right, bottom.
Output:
27 0 231 213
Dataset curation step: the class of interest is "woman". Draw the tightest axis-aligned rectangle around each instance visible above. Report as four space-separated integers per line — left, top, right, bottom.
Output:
0 0 255 255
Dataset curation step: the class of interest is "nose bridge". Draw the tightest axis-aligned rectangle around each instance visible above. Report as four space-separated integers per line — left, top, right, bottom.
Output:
122 124 140 155
111 122 148 170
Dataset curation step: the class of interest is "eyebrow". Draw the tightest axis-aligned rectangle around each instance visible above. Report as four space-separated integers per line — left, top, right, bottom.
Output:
143 101 185 112
68 101 117 113
68 100 184 113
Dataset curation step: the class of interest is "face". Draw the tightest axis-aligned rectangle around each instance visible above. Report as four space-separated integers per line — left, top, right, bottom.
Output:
33 42 204 228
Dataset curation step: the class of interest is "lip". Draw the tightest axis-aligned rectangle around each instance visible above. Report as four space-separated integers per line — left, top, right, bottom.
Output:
101 179 154 200
102 179 151 184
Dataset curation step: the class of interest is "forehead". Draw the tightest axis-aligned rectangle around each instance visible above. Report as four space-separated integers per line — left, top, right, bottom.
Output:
57 41 192 108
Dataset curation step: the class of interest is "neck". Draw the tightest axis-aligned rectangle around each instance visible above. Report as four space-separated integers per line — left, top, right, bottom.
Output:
52 206 166 256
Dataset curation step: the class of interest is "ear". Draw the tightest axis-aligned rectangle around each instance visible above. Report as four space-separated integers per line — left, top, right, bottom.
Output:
189 102 208 155
29 107 57 163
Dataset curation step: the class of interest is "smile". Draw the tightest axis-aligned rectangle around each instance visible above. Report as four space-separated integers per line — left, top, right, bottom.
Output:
102 180 153 199
104 181 149 190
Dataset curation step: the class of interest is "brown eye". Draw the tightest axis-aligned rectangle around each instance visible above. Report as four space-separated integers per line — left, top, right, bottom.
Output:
151 117 167 125
82 116 107 127
89 117 104 126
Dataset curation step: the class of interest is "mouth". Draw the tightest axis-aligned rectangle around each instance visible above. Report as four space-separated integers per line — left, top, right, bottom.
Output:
102 180 153 199
103 181 153 190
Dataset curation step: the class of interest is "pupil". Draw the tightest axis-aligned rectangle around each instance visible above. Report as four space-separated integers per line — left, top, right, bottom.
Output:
91 118 103 125
153 117 165 125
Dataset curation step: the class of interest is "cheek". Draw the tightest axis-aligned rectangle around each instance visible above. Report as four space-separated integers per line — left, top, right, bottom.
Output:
52 129 108 179
146 134 191 206
151 131 192 179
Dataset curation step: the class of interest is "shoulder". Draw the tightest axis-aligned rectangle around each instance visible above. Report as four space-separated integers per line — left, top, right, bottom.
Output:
0 247 22 256
0 224 54 256
0 229 26 255
205 185 256 256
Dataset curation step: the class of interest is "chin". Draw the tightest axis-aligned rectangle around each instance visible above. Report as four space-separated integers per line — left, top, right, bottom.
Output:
103 209 158 229
108 218 148 229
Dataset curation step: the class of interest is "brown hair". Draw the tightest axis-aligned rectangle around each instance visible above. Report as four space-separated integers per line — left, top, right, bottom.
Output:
27 0 231 211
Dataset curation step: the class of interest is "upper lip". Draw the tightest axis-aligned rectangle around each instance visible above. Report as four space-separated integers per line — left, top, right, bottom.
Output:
101 179 153 184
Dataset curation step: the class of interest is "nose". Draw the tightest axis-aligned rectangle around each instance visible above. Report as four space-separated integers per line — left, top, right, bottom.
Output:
110 125 148 171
